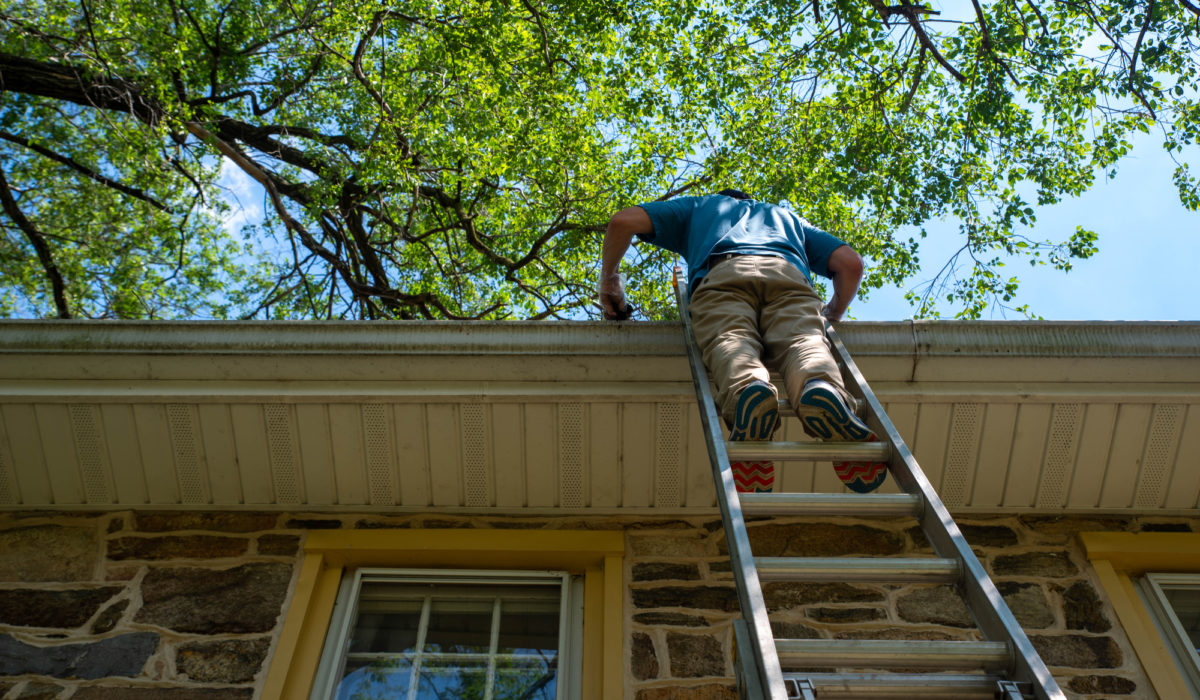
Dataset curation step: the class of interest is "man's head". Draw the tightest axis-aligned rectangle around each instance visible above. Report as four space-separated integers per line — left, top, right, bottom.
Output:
716 188 752 200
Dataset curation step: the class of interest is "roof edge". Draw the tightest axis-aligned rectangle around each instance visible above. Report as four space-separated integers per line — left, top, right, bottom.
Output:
0 320 1198 358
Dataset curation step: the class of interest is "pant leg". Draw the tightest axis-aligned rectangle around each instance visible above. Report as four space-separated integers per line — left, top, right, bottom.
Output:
756 257 857 413
688 258 771 426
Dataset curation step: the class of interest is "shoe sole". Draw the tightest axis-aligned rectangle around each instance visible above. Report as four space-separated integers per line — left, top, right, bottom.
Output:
732 461 775 493
799 383 871 441
730 383 779 442
800 381 887 492
833 460 888 493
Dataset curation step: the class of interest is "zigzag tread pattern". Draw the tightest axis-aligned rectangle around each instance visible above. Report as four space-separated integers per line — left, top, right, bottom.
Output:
733 461 775 493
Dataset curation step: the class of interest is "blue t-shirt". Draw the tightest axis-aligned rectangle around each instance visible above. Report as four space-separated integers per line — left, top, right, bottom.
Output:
637 195 847 290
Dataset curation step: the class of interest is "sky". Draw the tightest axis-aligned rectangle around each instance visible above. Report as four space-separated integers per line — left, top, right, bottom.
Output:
844 0 1200 322
851 130 1200 322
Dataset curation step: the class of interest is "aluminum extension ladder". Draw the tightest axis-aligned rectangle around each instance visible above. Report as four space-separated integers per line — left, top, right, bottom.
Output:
673 273 1067 700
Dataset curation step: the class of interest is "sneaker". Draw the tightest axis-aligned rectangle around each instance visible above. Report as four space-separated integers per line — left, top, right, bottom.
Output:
799 379 887 493
730 380 780 441
798 379 871 441
728 381 780 493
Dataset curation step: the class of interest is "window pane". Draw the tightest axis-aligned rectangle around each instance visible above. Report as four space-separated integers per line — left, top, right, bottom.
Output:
424 598 494 654
336 656 412 700
1164 587 1200 652
493 658 558 700
497 598 560 655
347 592 422 654
416 658 490 700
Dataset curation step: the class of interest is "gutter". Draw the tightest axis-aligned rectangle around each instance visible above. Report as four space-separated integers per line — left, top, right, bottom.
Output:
0 320 1198 359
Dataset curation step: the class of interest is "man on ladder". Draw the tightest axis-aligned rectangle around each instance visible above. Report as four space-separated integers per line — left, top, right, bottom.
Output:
599 189 886 493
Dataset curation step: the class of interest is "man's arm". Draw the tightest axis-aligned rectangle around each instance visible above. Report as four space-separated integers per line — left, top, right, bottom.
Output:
822 244 864 322
599 206 653 320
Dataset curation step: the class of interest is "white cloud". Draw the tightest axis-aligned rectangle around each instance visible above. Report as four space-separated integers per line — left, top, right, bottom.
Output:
216 160 267 235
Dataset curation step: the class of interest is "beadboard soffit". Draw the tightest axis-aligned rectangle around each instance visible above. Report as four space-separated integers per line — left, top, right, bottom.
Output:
0 320 1197 515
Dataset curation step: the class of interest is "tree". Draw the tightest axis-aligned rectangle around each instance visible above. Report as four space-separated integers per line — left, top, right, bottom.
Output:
1 0 1196 320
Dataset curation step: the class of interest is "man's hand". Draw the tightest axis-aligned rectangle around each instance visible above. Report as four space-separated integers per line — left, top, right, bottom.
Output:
599 274 632 320
599 206 653 321
823 245 864 323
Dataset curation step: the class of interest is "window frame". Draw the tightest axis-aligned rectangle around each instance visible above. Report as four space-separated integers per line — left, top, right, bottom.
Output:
1136 572 1200 695
311 567 581 700
1082 531 1200 699
262 529 624 700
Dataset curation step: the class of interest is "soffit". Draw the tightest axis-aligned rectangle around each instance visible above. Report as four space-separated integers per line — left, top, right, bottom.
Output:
1 320 1197 515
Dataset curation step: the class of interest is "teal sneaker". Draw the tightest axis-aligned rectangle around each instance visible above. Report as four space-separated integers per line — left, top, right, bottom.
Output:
728 380 780 493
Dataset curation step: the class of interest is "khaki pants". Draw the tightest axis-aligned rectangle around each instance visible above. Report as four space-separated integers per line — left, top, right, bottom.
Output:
689 255 855 427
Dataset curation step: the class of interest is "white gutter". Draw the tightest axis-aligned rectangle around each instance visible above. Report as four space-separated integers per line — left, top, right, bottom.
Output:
0 320 1198 358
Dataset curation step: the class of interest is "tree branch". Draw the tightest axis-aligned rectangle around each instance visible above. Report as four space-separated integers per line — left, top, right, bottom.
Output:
0 165 71 317
1077 0 1157 118
518 0 555 74
0 129 171 212
1129 0 1158 120
352 11 394 117
0 52 163 124
1023 0 1050 35
901 44 927 112
889 1 965 83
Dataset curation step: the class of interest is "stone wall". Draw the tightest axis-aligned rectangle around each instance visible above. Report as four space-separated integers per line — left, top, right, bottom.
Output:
0 512 298 700
0 510 1193 700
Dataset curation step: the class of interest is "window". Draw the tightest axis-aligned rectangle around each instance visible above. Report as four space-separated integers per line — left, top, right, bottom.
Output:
262 529 623 700
1081 531 1200 699
311 569 583 700
1137 573 1200 695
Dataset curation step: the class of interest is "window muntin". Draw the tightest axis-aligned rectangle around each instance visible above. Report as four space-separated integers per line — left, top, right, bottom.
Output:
314 569 576 700
1138 573 1200 695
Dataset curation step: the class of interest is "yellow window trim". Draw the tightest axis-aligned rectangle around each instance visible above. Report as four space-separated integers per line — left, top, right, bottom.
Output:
1081 531 1200 699
263 529 625 700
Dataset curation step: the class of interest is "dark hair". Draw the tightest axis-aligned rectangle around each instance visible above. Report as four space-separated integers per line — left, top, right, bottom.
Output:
716 188 752 200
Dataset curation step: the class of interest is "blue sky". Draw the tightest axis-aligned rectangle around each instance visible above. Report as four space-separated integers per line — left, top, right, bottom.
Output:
852 130 1200 322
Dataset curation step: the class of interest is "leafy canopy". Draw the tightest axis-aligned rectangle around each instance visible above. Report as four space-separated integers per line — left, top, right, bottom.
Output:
1 0 1196 319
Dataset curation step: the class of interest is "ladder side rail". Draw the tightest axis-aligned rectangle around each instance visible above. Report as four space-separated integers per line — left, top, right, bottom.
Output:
823 322 1067 700
675 277 788 700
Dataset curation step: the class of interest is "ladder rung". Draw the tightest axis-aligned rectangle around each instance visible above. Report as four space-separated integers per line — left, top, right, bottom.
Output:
739 492 921 517
785 672 1013 698
725 440 890 462
775 640 1012 671
756 556 959 583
